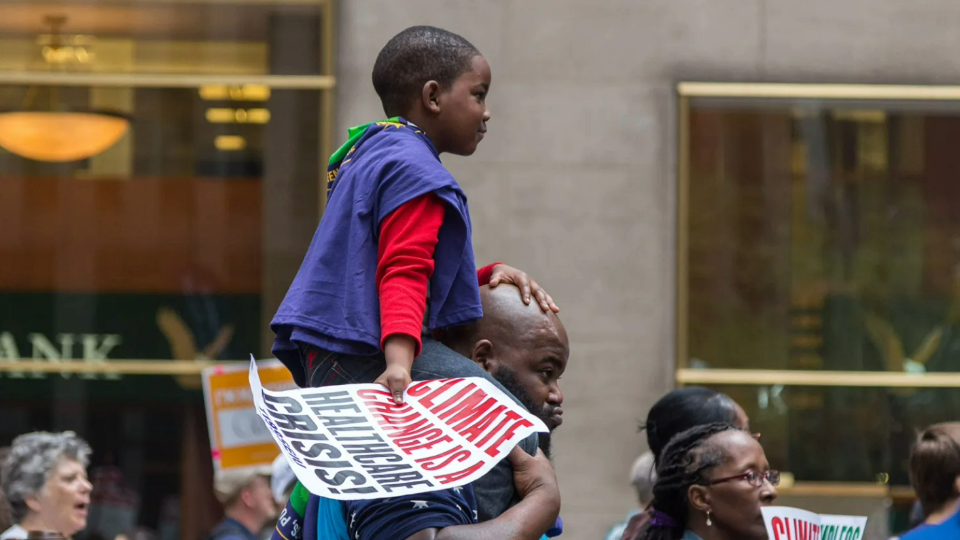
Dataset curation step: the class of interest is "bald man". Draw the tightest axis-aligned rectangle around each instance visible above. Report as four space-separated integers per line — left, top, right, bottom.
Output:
334 285 570 540
270 285 569 540
370 284 567 523
439 284 569 458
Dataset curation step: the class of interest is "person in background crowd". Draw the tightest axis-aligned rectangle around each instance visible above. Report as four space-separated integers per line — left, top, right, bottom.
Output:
269 455 296 513
898 423 960 539
0 448 12 535
0 432 93 540
644 388 750 466
209 467 277 540
604 452 655 540
630 453 657 507
639 423 777 540
617 387 750 540
266 455 297 540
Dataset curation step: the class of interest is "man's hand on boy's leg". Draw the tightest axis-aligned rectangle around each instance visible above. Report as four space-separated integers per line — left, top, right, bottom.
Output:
379 333 417 404
487 264 560 314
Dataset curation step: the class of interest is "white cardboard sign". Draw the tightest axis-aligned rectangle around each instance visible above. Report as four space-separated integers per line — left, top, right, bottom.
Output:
762 506 868 540
249 358 548 500
203 359 297 471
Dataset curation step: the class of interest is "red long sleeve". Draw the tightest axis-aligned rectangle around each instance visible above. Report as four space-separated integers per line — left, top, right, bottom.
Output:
377 194 446 356
476 262 501 286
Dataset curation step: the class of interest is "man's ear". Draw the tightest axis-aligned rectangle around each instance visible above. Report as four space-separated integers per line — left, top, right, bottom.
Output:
240 486 254 508
471 339 496 373
688 484 711 514
421 80 441 114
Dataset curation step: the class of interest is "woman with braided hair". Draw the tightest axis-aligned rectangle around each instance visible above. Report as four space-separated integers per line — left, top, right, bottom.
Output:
640 423 778 540
617 388 750 540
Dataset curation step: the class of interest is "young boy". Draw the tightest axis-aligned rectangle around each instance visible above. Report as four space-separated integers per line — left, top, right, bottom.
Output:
271 25 557 403
270 25 558 523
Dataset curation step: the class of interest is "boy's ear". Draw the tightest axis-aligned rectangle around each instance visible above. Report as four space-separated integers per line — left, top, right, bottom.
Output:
421 80 441 114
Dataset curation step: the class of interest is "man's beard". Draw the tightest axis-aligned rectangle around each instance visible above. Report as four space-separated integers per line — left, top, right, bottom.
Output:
491 364 556 459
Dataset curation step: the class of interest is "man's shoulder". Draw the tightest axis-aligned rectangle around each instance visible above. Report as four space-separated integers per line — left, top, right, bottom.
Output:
900 520 960 540
345 484 477 518
343 485 477 540
208 518 255 540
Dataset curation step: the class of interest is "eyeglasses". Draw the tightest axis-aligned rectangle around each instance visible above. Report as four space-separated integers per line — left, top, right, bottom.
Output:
704 470 780 488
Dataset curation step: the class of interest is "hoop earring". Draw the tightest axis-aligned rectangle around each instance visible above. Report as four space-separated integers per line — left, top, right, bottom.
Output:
706 510 712 527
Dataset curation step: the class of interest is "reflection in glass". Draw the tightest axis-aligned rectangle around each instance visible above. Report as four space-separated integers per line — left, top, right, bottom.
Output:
686 99 960 374
0 3 325 76
0 2 331 539
706 384 960 486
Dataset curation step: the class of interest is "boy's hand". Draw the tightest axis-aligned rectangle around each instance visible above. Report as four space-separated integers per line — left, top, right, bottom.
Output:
488 264 560 313
379 334 416 404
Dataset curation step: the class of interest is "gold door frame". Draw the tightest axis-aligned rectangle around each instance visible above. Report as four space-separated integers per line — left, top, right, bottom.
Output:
676 81 960 388
675 84 960 498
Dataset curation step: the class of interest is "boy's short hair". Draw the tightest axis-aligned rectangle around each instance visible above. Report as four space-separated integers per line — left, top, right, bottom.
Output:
372 25 481 117
910 422 960 516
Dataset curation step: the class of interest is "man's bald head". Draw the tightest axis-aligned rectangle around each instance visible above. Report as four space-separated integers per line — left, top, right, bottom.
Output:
445 284 565 356
440 284 569 454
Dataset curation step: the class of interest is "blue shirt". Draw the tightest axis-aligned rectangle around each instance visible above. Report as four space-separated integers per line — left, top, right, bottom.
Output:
271 486 560 540
209 517 259 540
901 508 960 540
274 493 351 540
271 119 482 385
271 486 476 540
345 485 479 540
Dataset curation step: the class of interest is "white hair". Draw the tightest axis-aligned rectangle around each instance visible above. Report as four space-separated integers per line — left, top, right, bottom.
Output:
1 432 91 523
630 451 656 507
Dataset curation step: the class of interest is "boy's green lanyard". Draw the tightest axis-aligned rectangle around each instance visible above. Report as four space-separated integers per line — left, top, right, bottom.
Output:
290 481 310 517
328 116 401 167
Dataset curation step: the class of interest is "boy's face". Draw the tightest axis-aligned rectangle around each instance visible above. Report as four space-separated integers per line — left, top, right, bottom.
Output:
437 55 491 156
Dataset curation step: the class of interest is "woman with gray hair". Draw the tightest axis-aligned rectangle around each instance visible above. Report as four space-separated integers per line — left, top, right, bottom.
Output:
0 432 92 540
604 452 657 540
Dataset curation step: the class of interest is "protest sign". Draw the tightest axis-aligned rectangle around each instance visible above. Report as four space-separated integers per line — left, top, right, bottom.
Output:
762 507 867 540
203 360 297 470
819 515 869 540
249 357 549 500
